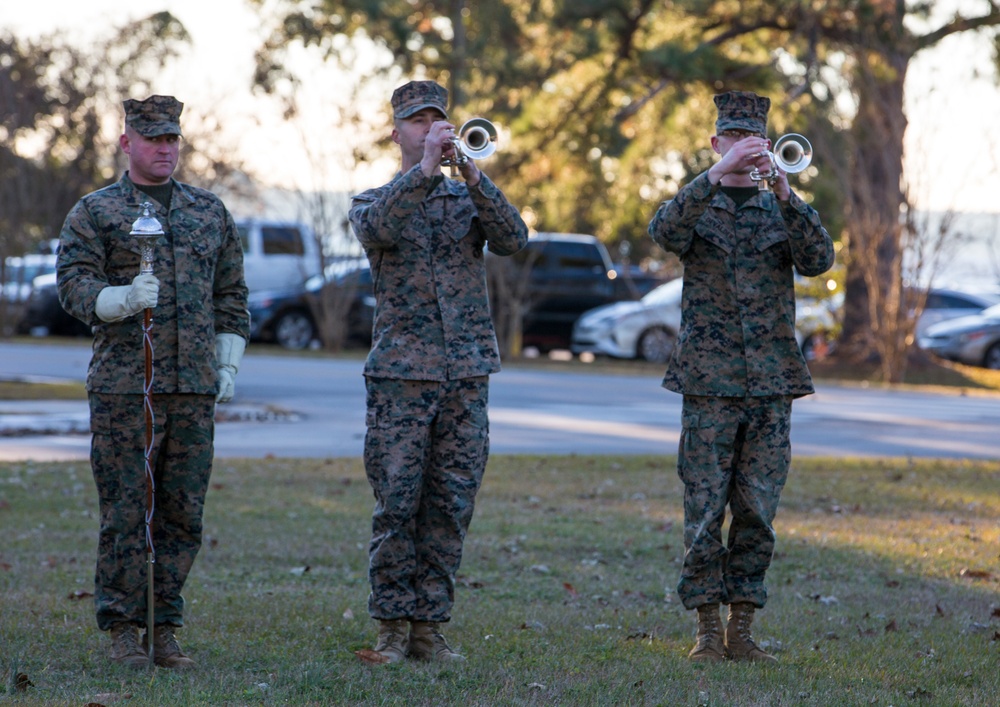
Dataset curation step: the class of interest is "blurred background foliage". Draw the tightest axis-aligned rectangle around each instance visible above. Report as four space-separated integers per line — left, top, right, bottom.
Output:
3 0 1000 378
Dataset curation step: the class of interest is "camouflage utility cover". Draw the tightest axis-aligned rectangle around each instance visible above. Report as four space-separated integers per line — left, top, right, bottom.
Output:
714 91 770 136
648 171 835 397
350 167 528 381
123 95 183 137
57 173 249 394
391 80 449 119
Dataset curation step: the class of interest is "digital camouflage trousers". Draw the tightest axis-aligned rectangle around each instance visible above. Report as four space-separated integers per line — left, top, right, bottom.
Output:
89 392 215 631
675 394 793 610
363 376 489 623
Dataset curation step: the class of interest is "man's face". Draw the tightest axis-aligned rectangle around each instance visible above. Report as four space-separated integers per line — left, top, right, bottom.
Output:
120 129 180 185
392 107 448 163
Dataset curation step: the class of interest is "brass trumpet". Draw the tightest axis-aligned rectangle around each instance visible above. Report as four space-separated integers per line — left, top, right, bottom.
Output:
441 118 498 177
751 133 813 191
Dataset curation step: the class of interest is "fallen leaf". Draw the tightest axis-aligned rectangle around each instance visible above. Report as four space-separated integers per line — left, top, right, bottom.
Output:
68 590 93 600
526 683 546 690
935 604 946 617
342 608 354 620
0 562 12 571
885 580 900 588
289 566 310 576
959 568 994 580
562 582 578 598
992 607 1000 620
885 619 898 632
355 649 390 664
14 673 33 692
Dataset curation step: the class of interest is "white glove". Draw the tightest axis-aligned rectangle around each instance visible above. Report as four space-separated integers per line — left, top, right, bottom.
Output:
215 332 247 404
94 274 160 322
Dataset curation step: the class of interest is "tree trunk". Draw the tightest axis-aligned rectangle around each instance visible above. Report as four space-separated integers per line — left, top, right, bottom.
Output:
839 48 910 383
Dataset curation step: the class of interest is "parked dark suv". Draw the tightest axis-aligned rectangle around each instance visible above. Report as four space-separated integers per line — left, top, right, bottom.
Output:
492 232 662 351
17 272 93 337
248 260 374 350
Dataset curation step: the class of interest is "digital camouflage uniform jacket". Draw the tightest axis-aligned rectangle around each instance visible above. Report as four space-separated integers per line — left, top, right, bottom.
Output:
57 173 249 395
648 171 835 398
350 165 528 381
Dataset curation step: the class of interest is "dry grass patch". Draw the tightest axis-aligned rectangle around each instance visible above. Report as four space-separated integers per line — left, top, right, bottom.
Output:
1 455 998 705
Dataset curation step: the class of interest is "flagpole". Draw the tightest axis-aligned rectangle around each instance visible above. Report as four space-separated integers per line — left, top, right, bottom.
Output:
130 202 163 668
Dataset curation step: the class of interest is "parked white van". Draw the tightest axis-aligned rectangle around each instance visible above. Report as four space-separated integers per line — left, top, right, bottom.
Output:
236 218 321 293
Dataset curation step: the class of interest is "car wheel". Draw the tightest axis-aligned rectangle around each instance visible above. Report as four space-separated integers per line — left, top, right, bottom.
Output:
273 310 316 350
801 331 834 362
637 327 676 363
982 342 1000 370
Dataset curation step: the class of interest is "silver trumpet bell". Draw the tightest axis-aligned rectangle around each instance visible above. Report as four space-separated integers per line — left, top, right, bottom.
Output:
442 118 498 175
772 133 812 173
457 118 498 160
752 133 813 191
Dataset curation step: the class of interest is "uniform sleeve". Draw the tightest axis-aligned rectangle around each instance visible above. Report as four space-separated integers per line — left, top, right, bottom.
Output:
349 166 439 251
648 171 718 257
467 173 528 256
780 192 836 277
57 198 112 327
212 207 250 340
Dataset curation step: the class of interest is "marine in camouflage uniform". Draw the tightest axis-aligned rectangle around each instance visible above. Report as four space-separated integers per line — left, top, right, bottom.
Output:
647 91 835 662
57 95 249 668
349 80 528 663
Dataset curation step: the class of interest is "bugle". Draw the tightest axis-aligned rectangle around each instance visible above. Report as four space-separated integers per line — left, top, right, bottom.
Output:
441 118 498 176
751 133 813 191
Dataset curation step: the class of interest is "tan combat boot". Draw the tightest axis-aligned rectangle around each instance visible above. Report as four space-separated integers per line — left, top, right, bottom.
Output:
372 619 410 663
407 621 466 662
688 603 725 662
109 623 148 668
147 625 196 669
724 602 777 662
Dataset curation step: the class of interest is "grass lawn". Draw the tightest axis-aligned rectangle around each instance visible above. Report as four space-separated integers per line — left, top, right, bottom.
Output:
1 455 998 705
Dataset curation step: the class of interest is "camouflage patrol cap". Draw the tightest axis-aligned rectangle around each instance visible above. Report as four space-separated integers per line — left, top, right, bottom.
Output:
714 91 770 136
391 80 449 120
123 95 183 137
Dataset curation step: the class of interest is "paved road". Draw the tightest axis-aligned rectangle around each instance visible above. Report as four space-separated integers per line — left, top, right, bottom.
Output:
2 341 1000 461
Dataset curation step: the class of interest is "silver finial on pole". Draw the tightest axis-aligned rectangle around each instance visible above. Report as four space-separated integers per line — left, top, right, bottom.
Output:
130 201 164 275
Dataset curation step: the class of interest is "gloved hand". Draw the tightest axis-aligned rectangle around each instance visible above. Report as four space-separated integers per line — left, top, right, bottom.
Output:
215 332 247 404
94 274 160 323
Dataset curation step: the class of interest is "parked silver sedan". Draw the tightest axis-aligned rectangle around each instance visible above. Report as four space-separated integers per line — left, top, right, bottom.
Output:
573 279 844 364
918 303 1000 369
571 278 683 363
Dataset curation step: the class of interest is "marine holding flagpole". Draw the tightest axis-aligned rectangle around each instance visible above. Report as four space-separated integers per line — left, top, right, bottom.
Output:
57 95 250 669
